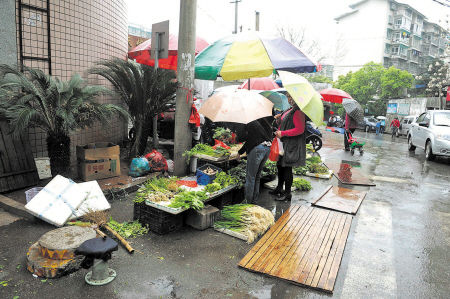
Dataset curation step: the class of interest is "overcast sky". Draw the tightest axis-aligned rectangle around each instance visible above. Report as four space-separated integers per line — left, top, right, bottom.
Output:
126 0 449 60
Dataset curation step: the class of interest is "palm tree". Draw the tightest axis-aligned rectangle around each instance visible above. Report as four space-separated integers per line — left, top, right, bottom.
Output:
0 65 128 176
90 58 177 158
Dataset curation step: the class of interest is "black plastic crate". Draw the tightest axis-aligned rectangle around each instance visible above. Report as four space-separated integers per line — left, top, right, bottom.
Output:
133 202 184 235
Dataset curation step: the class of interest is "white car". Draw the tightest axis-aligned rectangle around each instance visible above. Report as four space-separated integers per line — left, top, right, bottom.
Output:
408 110 450 160
399 115 418 136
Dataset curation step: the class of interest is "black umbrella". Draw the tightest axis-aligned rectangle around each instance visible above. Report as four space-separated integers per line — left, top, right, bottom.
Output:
342 98 364 123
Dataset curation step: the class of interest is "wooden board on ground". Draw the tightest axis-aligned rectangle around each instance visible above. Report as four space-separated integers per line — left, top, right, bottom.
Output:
312 186 367 215
238 205 352 293
0 120 39 192
324 161 375 186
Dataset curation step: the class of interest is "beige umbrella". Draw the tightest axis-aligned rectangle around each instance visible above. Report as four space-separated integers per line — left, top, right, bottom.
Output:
199 89 274 124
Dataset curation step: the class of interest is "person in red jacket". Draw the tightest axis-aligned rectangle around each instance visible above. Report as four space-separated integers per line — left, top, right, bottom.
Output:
390 117 400 137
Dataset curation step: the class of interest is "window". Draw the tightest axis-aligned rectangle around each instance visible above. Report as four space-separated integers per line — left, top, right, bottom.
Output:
403 119 408 124
395 18 402 26
416 113 426 123
405 9 412 18
391 46 399 54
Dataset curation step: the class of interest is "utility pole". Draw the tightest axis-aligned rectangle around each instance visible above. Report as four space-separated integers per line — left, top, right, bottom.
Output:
230 0 241 34
255 11 260 31
174 0 197 176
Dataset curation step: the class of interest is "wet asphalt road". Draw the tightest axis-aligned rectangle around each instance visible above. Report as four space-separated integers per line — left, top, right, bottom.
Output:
0 130 449 299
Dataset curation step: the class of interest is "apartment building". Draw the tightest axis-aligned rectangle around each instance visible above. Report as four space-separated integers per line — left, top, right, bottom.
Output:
334 0 448 79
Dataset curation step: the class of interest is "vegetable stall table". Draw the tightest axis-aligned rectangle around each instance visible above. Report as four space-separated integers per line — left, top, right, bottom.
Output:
133 183 238 234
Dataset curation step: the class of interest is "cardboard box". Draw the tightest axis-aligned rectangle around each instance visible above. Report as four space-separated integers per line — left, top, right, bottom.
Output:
76 143 120 181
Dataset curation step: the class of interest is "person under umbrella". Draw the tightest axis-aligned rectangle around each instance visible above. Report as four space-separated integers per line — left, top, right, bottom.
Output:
344 113 358 151
237 117 273 204
269 94 306 201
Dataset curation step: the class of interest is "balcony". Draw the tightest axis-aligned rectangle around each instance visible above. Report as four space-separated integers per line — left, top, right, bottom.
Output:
408 53 419 63
392 37 410 46
431 37 439 46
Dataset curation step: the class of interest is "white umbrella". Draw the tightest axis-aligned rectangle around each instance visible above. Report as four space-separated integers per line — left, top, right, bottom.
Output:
376 116 386 120
199 89 274 124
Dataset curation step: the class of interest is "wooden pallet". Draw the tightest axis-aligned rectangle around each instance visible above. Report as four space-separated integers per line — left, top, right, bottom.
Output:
0 120 39 192
239 205 352 293
312 185 367 215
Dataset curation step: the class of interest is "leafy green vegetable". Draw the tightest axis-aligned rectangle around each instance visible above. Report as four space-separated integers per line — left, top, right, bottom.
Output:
293 178 312 191
134 177 178 203
308 163 329 174
107 218 149 239
262 160 277 177
183 143 230 162
213 127 232 141
293 155 323 175
213 172 238 188
168 191 208 210
228 162 246 188
205 182 222 193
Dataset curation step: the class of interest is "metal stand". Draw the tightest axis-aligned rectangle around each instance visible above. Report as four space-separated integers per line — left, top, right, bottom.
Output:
84 259 116 286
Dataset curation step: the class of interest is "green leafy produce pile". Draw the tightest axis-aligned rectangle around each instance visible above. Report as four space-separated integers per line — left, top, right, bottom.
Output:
213 127 232 141
205 182 222 193
306 143 314 152
293 155 327 175
134 177 179 203
262 160 277 177
183 143 231 162
107 217 149 239
293 178 312 191
168 191 208 210
214 204 275 243
228 161 246 188
213 171 239 188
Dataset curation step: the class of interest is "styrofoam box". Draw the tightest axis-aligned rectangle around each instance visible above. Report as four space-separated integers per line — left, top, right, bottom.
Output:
34 157 52 180
69 181 111 220
25 175 90 227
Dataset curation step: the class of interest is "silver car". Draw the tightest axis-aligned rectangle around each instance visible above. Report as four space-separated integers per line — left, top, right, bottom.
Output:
408 110 450 160
399 115 418 136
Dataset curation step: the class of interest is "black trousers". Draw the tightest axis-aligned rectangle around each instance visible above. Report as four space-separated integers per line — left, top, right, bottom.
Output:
344 128 356 149
276 163 293 194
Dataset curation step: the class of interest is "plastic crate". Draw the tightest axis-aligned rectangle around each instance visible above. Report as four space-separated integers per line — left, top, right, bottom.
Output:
133 202 184 235
196 164 222 185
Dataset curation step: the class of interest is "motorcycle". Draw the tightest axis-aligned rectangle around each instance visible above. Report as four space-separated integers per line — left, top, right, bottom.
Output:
306 121 322 151
327 116 343 128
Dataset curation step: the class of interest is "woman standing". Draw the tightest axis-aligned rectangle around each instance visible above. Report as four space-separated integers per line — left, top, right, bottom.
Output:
269 94 306 201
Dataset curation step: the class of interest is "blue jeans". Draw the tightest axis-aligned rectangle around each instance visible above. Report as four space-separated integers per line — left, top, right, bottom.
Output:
245 144 270 203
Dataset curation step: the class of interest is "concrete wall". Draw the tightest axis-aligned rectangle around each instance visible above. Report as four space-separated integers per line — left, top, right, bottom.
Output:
334 0 389 79
0 0 17 65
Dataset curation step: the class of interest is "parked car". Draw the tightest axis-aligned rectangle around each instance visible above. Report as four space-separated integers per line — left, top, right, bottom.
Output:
358 117 378 132
399 115 418 136
408 110 450 160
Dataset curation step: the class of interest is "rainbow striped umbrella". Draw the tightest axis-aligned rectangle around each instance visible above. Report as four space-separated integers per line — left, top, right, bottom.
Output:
195 32 317 81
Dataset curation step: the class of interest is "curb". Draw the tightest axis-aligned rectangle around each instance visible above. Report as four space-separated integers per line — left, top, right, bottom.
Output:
0 194 35 221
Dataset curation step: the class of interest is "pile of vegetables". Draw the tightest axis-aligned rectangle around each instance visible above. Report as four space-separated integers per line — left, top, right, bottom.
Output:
202 167 218 176
134 177 179 203
168 190 208 210
214 204 275 243
204 182 222 193
262 160 277 177
107 217 149 239
184 143 230 161
228 161 246 188
213 127 232 142
293 178 312 191
293 155 329 175
213 171 239 188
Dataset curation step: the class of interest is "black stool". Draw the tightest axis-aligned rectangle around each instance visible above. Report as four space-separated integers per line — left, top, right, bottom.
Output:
75 237 118 285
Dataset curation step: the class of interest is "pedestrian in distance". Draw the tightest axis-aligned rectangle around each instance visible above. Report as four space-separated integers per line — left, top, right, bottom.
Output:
380 118 386 134
376 120 381 135
390 117 400 138
237 117 273 204
269 94 306 201
344 113 358 151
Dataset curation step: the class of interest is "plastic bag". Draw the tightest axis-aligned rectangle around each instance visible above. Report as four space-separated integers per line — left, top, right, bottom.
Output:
188 104 201 127
144 150 168 172
277 138 284 156
129 157 150 177
269 137 280 162
212 139 231 150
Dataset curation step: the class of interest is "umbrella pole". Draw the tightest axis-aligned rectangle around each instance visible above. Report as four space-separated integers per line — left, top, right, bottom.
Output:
248 78 250 90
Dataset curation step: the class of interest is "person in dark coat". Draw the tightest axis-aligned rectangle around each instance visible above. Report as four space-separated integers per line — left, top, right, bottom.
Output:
269 94 306 201
237 117 273 204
